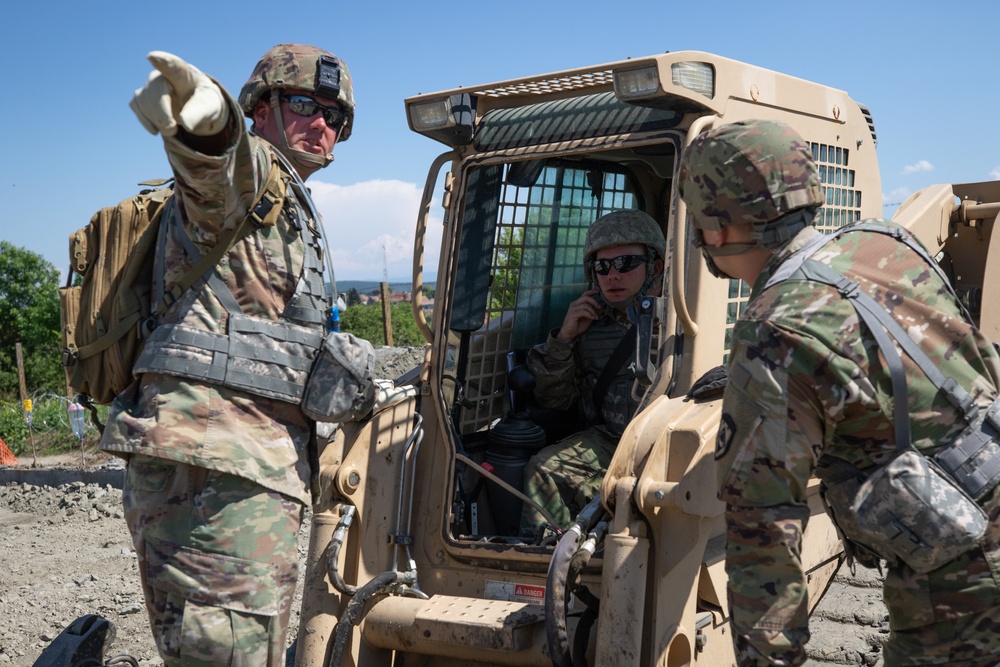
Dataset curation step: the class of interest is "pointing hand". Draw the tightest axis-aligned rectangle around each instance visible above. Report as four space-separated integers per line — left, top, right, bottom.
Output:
130 51 228 137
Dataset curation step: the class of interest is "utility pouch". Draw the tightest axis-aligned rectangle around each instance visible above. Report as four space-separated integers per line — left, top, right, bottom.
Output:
933 395 1000 501
301 331 376 423
821 450 988 574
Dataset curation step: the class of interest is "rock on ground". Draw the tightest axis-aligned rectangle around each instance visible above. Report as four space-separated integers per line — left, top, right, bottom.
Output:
374 345 427 381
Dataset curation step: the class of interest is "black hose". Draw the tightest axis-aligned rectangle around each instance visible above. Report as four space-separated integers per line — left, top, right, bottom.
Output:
327 571 401 667
544 496 605 667
545 525 582 667
567 520 609 587
326 506 358 595
572 605 598 667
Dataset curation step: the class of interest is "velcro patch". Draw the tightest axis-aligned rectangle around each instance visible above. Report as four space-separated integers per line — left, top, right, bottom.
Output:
715 413 736 460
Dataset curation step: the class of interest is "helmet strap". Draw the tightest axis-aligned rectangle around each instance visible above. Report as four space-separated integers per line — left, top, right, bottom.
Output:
699 247 737 280
692 230 748 280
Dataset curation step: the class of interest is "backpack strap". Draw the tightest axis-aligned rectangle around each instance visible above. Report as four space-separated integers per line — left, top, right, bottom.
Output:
152 154 287 320
163 158 332 327
767 222 1000 500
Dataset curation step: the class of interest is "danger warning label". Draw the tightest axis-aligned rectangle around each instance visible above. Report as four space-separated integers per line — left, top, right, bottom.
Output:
484 580 546 605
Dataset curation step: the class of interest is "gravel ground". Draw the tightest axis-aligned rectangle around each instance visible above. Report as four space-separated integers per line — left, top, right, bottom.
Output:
0 482 888 666
0 346 889 666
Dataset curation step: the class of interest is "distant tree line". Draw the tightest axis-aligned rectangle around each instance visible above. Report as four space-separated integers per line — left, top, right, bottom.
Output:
0 242 64 399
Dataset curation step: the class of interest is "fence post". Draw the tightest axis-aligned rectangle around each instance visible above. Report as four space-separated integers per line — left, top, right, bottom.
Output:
380 281 394 347
15 342 37 466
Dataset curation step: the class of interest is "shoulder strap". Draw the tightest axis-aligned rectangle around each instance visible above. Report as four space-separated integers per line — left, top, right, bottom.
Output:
766 222 979 423
797 260 948 452
797 258 1000 499
593 325 637 418
780 222 1000 500
153 154 286 319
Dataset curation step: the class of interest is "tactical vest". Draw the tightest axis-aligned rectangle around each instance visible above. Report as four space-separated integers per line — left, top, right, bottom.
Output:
134 154 333 405
576 316 638 436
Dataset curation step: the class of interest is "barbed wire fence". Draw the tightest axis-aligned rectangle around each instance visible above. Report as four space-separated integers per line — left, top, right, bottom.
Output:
0 390 104 457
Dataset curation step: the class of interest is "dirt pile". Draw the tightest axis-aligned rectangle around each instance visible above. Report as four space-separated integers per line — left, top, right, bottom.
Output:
374 345 426 381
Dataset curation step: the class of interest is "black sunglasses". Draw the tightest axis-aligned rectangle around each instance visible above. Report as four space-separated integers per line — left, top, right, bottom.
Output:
280 94 346 129
592 254 648 276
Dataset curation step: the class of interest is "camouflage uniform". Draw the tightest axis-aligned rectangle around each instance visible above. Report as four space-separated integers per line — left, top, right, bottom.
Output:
721 224 1000 666
519 210 663 536
678 120 1000 667
102 46 362 667
519 311 639 534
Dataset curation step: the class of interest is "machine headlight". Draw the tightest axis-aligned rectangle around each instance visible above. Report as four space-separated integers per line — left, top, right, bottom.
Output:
670 62 714 98
614 65 661 100
409 99 455 131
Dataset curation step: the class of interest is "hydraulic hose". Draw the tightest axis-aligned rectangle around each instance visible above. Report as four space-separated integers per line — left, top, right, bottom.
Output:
328 570 407 667
545 497 606 667
546 525 582 667
326 505 358 596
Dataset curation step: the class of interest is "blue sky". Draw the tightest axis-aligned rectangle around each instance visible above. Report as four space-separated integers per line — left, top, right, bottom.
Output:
2 0 997 282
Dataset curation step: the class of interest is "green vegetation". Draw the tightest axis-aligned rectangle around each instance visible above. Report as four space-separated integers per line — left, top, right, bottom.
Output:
0 242 65 399
488 227 522 315
0 243 87 455
340 301 427 347
0 392 104 456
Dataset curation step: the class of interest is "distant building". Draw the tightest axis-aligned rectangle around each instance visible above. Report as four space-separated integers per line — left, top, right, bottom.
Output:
368 291 412 304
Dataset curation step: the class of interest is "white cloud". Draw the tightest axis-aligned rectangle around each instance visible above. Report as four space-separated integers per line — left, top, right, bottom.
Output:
990 167 1000 180
901 160 933 175
882 186 914 214
308 179 442 283
884 186 913 203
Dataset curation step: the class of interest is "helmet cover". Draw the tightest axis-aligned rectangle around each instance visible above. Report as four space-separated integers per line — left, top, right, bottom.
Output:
677 119 823 231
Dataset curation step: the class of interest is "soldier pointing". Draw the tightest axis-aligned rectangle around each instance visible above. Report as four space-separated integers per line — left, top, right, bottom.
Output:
102 45 376 666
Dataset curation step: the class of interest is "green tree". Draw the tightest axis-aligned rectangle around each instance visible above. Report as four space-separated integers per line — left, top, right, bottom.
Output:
345 287 361 307
488 227 522 315
0 242 64 398
340 302 426 347
421 284 435 300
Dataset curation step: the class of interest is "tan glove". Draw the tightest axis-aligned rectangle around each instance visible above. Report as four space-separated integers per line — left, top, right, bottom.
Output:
130 51 228 137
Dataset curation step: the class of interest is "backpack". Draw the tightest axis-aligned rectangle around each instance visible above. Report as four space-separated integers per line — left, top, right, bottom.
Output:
59 158 287 410
59 181 172 406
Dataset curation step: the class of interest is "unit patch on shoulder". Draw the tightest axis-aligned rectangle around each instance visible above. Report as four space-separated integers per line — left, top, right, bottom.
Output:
715 413 736 460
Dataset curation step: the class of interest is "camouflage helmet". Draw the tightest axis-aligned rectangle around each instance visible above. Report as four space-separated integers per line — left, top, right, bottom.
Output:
238 44 355 142
677 119 823 232
582 210 666 283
